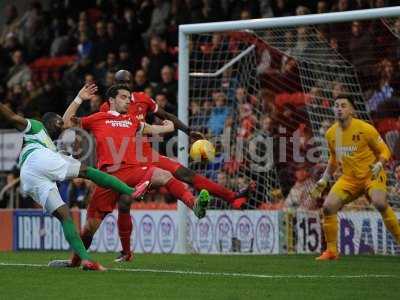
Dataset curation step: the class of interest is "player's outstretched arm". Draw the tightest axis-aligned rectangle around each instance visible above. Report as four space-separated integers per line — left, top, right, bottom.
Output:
142 120 175 135
0 102 28 131
63 84 97 128
155 107 204 140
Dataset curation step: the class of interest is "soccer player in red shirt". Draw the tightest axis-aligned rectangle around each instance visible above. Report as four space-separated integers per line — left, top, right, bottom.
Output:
98 70 254 261
61 84 210 266
110 70 253 208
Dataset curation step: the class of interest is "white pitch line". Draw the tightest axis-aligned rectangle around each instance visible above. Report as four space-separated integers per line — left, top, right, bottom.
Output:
0 262 397 279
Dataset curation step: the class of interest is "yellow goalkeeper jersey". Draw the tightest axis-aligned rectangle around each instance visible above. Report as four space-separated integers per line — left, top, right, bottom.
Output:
325 118 391 179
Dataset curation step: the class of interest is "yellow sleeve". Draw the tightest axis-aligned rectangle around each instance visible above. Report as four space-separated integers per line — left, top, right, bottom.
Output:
325 131 337 166
366 124 391 162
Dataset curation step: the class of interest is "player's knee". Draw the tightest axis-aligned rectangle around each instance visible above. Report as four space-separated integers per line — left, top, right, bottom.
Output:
151 168 172 186
52 205 70 222
322 200 338 216
370 190 388 213
118 194 132 213
322 193 343 216
322 204 334 216
174 167 195 184
371 197 388 212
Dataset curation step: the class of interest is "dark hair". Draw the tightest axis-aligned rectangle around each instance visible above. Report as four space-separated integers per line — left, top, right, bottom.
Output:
106 84 131 99
114 69 132 84
42 112 60 125
42 112 63 139
334 93 356 108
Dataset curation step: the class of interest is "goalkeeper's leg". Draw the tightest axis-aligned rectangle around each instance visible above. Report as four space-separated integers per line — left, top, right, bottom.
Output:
370 189 400 243
316 191 345 260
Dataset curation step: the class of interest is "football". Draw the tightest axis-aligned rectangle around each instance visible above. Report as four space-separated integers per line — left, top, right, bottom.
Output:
189 139 215 162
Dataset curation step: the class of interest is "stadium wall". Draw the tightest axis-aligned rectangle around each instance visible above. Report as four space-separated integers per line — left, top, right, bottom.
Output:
1 209 399 255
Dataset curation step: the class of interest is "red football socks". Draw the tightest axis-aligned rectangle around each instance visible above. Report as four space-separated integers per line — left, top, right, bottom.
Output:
192 174 235 204
118 211 132 254
165 177 195 209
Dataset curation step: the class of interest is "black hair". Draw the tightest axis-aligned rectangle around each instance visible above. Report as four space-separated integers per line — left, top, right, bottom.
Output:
334 93 356 109
42 112 60 126
106 84 131 99
114 69 132 84
42 112 63 139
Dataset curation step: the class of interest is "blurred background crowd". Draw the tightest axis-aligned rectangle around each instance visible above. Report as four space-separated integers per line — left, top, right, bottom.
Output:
0 0 399 211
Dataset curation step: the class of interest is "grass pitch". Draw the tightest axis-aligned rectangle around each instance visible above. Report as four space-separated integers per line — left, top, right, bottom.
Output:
0 252 399 300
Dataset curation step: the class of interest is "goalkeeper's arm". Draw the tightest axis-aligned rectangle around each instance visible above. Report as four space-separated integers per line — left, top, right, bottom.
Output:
367 125 391 179
310 159 336 200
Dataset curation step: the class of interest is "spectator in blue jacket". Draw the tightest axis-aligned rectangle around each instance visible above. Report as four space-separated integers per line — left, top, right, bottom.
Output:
207 92 230 135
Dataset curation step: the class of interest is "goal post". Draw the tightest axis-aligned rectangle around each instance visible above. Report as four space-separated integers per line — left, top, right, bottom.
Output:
177 7 400 254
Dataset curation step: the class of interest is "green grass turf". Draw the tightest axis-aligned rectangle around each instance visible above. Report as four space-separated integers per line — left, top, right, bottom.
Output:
0 252 399 300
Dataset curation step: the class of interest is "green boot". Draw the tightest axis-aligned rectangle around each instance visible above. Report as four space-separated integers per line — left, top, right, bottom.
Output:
193 189 210 219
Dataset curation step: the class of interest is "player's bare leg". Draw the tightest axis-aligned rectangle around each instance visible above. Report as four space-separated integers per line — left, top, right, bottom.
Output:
174 166 254 209
316 191 344 261
370 189 400 244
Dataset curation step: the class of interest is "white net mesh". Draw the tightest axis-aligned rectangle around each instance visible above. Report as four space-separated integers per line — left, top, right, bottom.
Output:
382 17 400 39
188 32 281 209
187 18 400 213
184 14 400 255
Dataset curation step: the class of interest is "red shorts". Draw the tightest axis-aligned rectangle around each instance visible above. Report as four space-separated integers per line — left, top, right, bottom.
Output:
87 164 153 220
143 150 182 174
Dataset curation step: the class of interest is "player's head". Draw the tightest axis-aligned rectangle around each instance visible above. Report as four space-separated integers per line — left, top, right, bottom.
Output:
114 69 133 88
333 94 355 122
106 84 131 114
42 112 64 140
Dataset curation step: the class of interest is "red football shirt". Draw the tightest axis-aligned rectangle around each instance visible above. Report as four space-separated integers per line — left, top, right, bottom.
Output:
81 111 143 169
100 92 158 120
100 92 158 158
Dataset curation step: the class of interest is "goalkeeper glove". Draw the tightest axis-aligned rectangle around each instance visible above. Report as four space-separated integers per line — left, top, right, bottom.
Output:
310 178 328 200
370 161 383 179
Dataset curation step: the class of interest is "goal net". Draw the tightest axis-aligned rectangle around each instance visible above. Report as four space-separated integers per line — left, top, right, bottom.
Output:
179 8 400 255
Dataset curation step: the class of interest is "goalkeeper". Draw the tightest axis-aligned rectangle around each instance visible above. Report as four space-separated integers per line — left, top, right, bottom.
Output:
311 94 400 260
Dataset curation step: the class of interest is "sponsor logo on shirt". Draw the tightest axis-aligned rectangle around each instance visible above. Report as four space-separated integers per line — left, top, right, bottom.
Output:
336 145 358 156
105 119 133 128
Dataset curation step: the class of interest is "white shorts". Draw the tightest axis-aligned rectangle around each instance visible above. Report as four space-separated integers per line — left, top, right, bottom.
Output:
20 148 81 213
